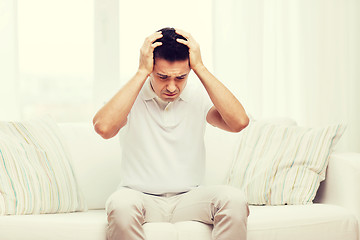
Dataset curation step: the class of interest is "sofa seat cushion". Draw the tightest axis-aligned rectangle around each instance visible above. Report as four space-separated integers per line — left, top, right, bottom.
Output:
0 210 107 240
172 204 359 240
0 204 358 240
248 204 359 240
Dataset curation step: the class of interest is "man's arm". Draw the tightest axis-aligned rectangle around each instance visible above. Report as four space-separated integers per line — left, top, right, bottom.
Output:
92 31 163 139
176 29 249 132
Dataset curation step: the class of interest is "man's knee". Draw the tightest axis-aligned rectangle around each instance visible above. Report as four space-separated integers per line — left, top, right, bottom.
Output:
106 188 146 240
106 188 145 219
214 185 249 218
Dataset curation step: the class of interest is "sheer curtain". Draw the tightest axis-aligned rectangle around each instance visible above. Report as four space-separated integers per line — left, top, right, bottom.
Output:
0 0 94 122
0 0 19 120
212 0 360 152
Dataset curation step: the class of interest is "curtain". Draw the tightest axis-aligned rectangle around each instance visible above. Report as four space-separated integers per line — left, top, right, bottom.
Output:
212 0 360 152
0 0 20 120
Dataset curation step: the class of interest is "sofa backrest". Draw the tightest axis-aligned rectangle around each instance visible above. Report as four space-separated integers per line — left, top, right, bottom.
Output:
58 122 240 210
59 123 122 210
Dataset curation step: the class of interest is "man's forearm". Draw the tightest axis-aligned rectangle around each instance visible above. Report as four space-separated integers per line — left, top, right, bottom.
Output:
93 70 148 139
93 31 163 139
193 65 249 131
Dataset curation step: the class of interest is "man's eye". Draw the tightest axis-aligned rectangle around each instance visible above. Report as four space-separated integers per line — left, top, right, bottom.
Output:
176 77 185 80
159 76 167 79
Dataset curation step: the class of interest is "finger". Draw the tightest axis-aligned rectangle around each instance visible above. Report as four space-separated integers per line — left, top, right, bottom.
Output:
151 41 162 49
146 31 163 44
176 38 189 46
175 28 191 40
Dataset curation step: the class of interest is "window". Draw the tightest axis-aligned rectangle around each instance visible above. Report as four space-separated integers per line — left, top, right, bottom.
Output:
9 0 213 122
17 0 93 122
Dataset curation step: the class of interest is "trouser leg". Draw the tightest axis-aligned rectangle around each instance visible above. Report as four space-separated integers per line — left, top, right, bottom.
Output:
171 185 250 240
105 187 146 240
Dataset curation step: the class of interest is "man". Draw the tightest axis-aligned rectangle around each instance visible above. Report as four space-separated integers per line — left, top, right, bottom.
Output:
93 27 250 240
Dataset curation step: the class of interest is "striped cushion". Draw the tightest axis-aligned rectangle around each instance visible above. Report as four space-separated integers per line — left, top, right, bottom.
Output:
0 117 87 215
227 120 345 205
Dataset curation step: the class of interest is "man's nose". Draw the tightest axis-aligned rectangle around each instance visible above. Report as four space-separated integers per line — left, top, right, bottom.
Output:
167 81 176 93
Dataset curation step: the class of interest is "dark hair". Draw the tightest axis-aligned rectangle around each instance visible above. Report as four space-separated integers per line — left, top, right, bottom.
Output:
153 27 189 62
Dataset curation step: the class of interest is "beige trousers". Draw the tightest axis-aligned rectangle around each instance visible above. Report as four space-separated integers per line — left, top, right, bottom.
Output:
105 185 249 240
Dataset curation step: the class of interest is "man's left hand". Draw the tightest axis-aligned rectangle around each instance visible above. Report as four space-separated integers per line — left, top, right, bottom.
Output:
175 29 205 72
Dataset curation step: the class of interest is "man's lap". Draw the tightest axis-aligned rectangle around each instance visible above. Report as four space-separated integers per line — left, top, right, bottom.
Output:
105 185 249 224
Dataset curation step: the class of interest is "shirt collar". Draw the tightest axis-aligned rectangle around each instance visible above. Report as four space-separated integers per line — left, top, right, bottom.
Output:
141 79 192 103
141 79 157 101
178 81 191 102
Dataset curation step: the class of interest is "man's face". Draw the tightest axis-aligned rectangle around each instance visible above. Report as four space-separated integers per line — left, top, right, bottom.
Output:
149 58 190 102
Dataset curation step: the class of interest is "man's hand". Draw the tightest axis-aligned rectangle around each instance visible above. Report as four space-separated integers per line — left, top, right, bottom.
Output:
138 31 163 76
175 29 205 72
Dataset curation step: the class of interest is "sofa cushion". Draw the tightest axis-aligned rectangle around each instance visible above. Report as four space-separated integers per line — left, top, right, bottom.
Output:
247 204 358 240
227 121 345 205
0 117 87 215
204 117 298 186
0 204 357 240
175 204 358 240
174 221 212 240
0 210 107 240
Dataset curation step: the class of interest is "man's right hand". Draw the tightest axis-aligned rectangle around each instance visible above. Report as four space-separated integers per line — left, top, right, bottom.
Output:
138 31 163 76
93 31 163 139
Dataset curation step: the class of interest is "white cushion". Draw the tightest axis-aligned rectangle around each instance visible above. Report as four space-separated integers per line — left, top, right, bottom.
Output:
248 204 358 240
0 117 86 215
143 223 178 240
227 120 345 205
203 117 297 186
0 210 107 240
174 221 212 240
0 205 357 240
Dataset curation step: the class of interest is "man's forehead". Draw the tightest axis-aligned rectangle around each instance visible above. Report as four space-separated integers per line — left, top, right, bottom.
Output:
153 60 190 76
154 58 189 67
156 72 188 77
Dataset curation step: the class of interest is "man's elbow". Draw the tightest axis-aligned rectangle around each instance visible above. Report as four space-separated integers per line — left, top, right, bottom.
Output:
93 121 116 139
232 116 250 133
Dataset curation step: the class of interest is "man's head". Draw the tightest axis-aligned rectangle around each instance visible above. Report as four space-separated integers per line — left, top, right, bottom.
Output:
153 27 189 63
150 27 190 102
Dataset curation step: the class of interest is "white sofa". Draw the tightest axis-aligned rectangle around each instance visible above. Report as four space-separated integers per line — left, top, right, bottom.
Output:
0 122 359 240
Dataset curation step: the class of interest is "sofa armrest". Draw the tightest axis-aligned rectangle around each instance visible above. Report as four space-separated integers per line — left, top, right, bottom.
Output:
315 152 360 221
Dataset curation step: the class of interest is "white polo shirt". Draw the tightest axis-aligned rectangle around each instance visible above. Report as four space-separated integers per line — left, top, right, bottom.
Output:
118 78 213 194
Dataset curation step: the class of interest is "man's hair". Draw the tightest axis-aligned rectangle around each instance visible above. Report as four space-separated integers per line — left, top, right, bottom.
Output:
153 27 189 62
